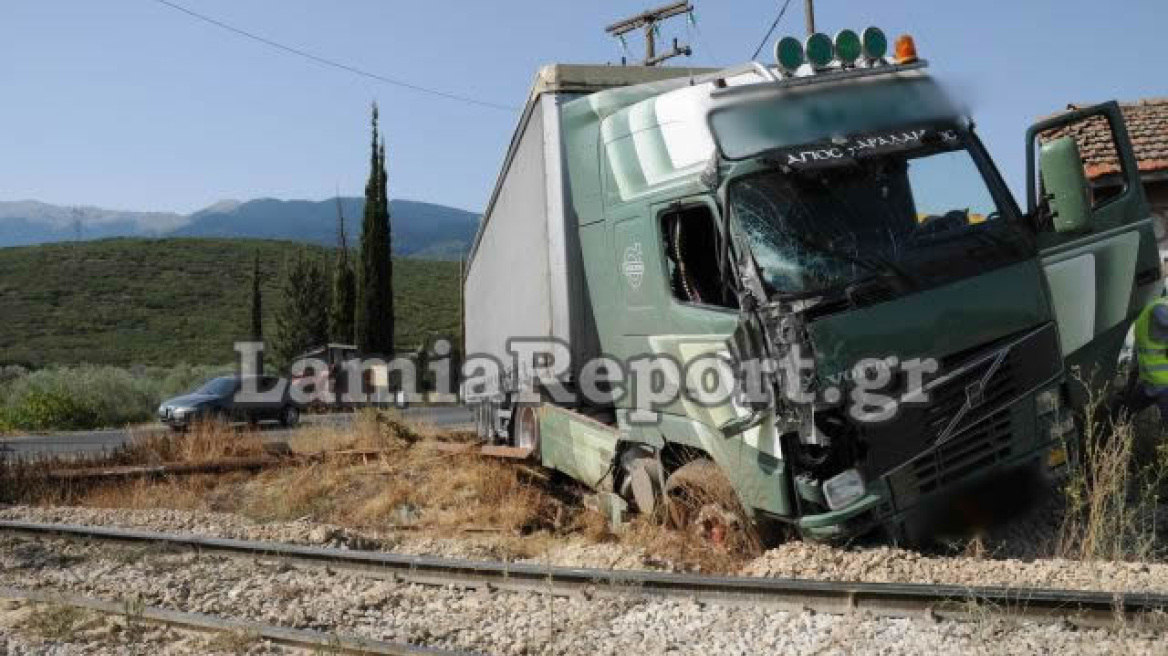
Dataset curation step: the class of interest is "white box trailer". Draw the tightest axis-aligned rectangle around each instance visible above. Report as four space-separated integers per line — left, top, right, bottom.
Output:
463 64 711 401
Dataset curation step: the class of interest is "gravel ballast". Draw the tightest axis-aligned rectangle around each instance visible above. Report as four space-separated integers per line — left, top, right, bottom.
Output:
4 505 1168 594
2 533 1166 655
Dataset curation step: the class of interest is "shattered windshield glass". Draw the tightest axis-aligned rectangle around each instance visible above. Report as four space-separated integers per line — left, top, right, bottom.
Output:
728 126 1028 299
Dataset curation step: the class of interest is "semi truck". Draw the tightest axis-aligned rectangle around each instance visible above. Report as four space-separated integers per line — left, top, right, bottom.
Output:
462 28 1162 543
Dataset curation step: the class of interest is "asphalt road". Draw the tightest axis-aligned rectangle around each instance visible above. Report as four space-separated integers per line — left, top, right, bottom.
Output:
0 406 473 461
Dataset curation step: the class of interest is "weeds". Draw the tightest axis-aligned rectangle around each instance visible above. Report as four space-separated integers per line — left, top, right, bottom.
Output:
19 604 90 642
204 628 262 654
119 420 266 464
1057 371 1168 562
0 421 264 506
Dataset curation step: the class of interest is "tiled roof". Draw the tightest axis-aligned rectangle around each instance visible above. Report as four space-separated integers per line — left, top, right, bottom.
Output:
1043 98 1168 180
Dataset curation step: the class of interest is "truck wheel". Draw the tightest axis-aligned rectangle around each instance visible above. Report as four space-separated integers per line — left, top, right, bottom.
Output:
280 405 300 429
618 451 664 517
664 459 760 555
512 406 540 455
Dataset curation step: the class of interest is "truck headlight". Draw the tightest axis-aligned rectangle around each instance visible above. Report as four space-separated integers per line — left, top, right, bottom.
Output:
823 468 865 511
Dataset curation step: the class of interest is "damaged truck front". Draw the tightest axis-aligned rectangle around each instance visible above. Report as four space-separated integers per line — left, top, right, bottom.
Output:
463 30 1161 543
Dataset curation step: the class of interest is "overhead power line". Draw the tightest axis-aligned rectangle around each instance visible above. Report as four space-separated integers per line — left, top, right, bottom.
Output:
750 0 794 60
149 0 516 112
605 2 693 67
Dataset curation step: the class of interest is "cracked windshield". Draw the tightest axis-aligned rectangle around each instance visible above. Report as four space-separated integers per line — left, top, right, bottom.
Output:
730 127 1028 300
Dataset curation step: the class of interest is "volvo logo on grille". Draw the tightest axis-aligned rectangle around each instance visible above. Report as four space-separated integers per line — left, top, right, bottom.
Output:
936 346 1010 447
965 380 986 408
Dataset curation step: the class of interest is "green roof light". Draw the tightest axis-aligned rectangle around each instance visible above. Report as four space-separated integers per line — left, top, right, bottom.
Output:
861 27 888 59
804 32 834 68
774 36 805 73
834 29 862 64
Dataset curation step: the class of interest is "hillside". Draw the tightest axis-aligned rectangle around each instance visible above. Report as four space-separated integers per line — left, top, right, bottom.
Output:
0 238 460 367
0 198 480 260
0 201 186 246
173 198 479 259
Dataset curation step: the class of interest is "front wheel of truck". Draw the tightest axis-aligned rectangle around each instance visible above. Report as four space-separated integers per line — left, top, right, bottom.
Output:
664 459 761 555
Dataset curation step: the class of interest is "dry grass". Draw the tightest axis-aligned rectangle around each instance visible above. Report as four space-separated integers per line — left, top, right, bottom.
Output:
621 516 747 573
1057 373 1168 562
0 420 264 506
237 443 568 539
120 420 266 464
18 604 93 642
2 409 755 572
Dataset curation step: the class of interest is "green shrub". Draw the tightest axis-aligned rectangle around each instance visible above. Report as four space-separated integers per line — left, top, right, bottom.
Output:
0 363 229 431
2 388 99 431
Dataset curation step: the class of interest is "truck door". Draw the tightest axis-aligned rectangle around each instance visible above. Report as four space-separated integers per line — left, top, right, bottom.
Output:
1026 101 1162 397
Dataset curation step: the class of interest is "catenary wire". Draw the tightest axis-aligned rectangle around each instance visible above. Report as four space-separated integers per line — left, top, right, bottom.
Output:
149 0 517 112
750 0 795 60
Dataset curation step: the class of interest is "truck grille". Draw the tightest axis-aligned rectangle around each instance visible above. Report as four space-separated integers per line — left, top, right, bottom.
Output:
901 408 1014 501
859 322 1059 500
921 348 1020 442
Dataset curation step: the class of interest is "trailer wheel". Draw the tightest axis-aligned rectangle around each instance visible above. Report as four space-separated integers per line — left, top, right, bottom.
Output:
664 459 760 555
512 406 540 455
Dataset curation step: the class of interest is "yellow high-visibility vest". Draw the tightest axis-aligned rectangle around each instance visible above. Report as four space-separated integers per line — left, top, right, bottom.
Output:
1135 297 1168 387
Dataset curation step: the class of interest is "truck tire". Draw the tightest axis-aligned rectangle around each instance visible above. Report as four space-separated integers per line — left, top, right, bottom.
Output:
618 450 664 517
512 405 540 455
664 459 760 555
280 405 300 429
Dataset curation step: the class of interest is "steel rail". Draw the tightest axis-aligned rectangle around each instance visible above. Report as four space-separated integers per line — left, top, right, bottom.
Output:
0 585 474 655
2 520 1166 629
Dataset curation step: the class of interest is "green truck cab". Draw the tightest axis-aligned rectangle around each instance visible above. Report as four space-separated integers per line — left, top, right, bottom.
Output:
463 29 1161 543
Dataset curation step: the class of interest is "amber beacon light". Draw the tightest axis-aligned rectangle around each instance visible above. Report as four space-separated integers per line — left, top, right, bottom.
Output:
894 34 919 64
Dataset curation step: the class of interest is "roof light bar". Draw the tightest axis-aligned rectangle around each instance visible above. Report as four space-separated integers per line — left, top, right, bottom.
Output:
861 27 888 60
774 36 805 73
769 27 913 77
894 34 919 64
834 29 862 65
804 32 834 68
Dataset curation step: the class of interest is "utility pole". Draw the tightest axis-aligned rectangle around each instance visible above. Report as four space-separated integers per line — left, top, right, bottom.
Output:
804 0 815 35
70 207 83 242
605 1 693 66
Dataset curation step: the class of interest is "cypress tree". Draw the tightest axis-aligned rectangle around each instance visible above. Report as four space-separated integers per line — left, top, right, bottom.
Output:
356 103 395 356
329 196 356 344
273 250 329 368
250 250 264 374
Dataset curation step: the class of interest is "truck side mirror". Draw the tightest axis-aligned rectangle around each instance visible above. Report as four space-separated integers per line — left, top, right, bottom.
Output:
1039 136 1092 234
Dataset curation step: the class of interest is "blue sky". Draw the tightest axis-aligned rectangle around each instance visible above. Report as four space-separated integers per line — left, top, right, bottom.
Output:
1 0 1163 214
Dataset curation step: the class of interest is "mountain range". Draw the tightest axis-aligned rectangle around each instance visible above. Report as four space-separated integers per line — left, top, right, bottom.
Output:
0 198 480 260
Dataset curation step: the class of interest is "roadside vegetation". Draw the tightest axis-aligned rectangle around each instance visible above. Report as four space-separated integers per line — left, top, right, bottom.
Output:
1056 382 1168 562
0 363 225 431
0 410 741 572
4 382 1168 574
0 238 460 368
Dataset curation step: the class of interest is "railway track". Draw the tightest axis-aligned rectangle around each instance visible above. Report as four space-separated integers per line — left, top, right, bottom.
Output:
3 519 1166 631
0 585 469 655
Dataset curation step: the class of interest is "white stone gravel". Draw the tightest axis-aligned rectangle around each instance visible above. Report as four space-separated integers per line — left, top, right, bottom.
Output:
4 505 1168 595
0 596 295 655
1 534 1165 655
